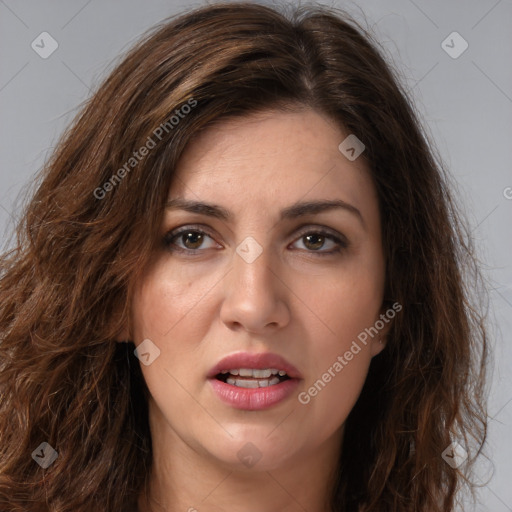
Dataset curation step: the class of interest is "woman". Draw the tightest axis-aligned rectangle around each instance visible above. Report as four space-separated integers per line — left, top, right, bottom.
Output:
0 2 488 511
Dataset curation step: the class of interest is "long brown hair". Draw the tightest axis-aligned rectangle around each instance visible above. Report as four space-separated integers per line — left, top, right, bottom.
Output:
0 2 488 511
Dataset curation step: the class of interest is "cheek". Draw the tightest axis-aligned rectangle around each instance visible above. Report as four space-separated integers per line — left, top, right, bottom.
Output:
131 261 212 340
307 257 384 347
130 265 208 426
130 262 218 400
301 349 372 444
294 259 383 435
298 283 377 440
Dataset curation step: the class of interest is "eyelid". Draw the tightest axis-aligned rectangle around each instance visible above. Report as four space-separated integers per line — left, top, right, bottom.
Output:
163 224 220 250
163 223 349 254
166 223 216 239
292 224 349 247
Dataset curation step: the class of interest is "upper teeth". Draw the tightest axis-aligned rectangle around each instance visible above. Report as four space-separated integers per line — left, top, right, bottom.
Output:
220 368 287 378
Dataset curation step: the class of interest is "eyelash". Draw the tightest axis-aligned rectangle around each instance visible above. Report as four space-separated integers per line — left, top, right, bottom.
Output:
163 224 348 256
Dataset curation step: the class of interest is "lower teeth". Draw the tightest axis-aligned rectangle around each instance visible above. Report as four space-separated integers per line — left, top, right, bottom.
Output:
226 376 281 388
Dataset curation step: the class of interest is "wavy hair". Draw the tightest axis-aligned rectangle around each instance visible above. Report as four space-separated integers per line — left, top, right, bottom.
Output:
0 2 488 511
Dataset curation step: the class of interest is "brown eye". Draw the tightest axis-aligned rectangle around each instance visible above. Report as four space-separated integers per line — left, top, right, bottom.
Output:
164 227 219 252
302 233 326 251
291 228 348 255
181 231 205 250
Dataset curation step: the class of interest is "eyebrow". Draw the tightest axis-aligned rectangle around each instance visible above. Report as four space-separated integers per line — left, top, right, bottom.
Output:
165 198 365 228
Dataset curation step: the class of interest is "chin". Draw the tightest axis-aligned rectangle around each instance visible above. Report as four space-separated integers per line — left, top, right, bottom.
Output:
201 431 300 472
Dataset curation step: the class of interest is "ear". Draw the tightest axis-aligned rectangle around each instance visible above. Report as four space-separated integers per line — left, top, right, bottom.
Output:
370 333 388 357
369 306 394 357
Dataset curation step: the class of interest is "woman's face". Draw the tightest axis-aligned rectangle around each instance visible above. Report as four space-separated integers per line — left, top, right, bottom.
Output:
130 108 388 472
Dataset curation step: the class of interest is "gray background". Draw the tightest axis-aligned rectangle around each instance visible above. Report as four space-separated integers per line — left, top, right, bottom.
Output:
0 0 511 510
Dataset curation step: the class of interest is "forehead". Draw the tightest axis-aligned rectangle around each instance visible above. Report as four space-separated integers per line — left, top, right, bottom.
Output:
169 109 377 222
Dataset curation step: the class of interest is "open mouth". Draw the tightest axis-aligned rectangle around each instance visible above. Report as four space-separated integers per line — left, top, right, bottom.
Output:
214 368 292 388
208 360 301 410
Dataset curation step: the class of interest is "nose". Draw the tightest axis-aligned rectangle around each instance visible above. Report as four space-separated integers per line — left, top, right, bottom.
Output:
219 243 290 334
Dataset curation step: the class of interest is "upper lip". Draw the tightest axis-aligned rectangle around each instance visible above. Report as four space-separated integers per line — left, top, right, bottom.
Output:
208 352 303 379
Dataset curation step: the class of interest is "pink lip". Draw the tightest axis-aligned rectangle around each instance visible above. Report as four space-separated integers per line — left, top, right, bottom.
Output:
207 351 303 411
207 352 303 379
209 378 300 411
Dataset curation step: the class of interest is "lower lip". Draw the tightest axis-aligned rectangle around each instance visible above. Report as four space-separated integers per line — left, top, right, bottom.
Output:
208 377 300 411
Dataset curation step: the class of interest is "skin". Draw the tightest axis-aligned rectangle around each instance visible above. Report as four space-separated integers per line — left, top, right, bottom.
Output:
124 108 390 512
